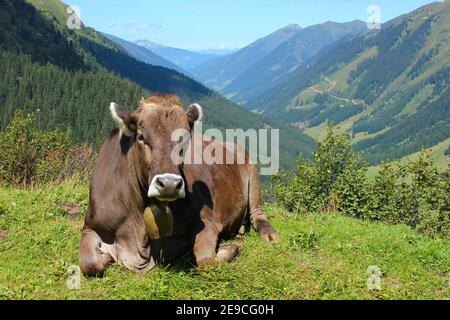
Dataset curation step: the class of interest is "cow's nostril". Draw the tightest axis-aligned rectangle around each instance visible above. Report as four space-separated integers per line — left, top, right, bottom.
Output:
175 180 183 191
156 177 165 189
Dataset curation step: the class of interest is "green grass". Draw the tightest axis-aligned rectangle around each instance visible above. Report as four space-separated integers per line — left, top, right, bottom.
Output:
367 138 450 180
304 122 329 141
0 182 449 300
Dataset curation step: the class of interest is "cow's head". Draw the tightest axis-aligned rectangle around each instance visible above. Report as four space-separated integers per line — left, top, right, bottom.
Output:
109 94 202 202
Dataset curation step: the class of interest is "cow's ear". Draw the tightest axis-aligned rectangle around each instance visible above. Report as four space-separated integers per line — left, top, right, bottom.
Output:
187 103 203 126
110 102 136 136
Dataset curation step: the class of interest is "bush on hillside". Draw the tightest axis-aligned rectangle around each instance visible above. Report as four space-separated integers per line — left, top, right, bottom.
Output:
273 125 369 215
272 125 450 238
444 145 450 156
0 110 95 186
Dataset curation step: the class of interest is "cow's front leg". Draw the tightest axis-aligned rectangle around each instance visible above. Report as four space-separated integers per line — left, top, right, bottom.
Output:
194 223 219 266
193 223 240 267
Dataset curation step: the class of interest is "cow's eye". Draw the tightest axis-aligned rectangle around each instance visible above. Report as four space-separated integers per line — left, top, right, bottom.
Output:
137 133 145 142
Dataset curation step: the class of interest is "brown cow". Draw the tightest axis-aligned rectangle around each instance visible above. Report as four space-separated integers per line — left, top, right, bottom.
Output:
79 93 279 276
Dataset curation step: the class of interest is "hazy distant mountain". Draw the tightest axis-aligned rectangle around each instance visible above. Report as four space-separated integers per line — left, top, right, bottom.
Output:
103 34 186 74
134 40 219 71
191 24 303 90
195 48 240 56
223 20 367 103
247 1 450 165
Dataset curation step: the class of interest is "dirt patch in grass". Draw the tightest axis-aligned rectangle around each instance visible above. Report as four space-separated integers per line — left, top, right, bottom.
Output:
0 229 9 241
58 203 82 218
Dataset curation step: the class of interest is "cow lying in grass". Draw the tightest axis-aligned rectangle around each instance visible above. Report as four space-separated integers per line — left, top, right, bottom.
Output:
79 93 279 276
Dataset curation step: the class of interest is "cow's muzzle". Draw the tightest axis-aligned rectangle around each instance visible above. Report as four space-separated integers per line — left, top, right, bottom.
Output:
148 174 185 201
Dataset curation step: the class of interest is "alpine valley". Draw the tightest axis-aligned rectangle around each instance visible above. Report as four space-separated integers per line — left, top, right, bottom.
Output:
0 0 448 169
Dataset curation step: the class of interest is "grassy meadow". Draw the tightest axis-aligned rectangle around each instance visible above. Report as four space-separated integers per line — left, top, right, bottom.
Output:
0 181 448 300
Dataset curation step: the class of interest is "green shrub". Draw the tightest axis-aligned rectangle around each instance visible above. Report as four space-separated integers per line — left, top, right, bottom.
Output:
272 158 317 214
405 152 449 233
272 125 450 238
273 125 369 215
0 110 94 186
333 158 370 219
444 145 450 157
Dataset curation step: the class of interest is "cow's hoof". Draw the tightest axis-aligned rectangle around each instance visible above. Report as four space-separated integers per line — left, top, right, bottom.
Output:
80 262 106 278
257 221 280 242
217 244 240 264
196 257 218 268
261 231 280 242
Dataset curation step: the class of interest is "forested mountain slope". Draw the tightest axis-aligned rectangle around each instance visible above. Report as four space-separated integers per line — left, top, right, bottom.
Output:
246 1 450 164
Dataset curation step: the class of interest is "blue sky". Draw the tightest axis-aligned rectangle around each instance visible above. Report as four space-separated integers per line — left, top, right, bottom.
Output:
66 0 439 50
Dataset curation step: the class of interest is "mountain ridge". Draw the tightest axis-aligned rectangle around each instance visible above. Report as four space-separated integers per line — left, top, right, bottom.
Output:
223 20 367 104
134 39 219 71
191 23 304 90
245 1 450 165
103 34 187 74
